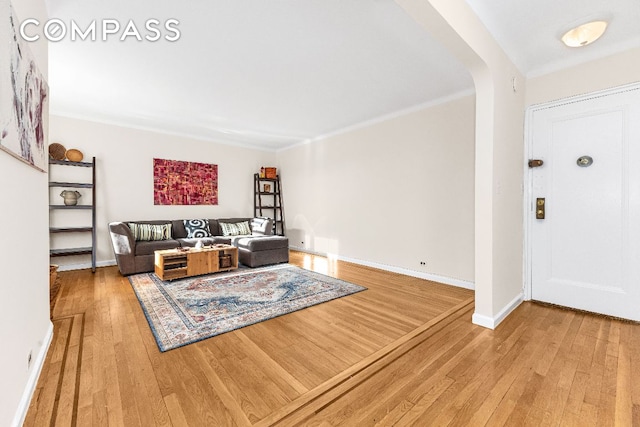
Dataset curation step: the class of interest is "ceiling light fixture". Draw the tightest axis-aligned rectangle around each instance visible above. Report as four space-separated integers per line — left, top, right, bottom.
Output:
561 21 608 47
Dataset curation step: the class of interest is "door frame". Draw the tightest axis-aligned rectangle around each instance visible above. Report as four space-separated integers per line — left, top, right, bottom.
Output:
522 81 640 302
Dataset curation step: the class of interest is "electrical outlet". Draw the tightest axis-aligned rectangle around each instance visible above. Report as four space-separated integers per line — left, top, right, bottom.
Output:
27 351 32 370
419 261 426 266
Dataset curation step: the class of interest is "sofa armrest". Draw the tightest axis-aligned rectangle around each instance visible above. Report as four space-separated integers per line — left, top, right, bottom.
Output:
109 222 135 254
109 222 137 275
250 217 274 236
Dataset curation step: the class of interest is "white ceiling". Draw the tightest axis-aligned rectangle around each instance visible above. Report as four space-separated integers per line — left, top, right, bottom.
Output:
46 0 640 150
465 0 640 77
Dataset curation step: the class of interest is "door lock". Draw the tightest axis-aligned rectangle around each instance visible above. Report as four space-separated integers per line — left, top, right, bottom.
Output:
536 198 545 219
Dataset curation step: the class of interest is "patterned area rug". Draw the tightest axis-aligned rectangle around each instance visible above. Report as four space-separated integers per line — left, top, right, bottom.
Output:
129 264 367 352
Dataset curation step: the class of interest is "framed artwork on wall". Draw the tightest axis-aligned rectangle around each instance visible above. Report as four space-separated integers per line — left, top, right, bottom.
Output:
153 158 219 205
0 0 48 172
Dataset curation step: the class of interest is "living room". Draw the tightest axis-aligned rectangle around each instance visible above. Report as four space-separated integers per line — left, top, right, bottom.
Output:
3 0 640 425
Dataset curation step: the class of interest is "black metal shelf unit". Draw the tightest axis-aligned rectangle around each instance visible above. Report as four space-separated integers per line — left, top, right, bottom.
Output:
48 157 97 273
254 173 285 236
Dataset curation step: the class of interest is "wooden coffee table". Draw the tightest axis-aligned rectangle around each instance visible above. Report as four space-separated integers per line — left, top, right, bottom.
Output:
154 245 238 280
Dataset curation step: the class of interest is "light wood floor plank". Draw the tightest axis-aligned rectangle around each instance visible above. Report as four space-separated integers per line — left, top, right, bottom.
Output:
198 344 264 424
53 314 84 426
598 321 622 427
26 250 640 426
23 317 72 427
235 331 309 396
263 299 474 426
346 319 483 426
615 324 633 427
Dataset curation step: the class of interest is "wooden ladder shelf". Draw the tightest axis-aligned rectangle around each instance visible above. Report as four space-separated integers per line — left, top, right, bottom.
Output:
254 173 285 236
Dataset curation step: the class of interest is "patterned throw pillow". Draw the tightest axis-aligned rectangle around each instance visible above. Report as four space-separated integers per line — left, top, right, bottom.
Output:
219 221 252 236
183 219 212 238
128 223 172 241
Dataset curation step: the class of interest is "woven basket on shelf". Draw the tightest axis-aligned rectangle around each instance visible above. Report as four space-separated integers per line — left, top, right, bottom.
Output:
219 255 232 268
48 143 66 160
65 148 84 162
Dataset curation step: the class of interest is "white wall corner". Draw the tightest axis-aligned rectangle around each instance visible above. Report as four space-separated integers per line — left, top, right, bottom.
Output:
11 321 54 427
472 292 523 330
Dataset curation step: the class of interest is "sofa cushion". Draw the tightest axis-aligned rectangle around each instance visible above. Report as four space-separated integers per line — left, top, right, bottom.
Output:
212 236 232 245
171 220 187 238
235 236 289 251
220 221 251 236
183 219 212 238
177 237 216 247
135 239 180 256
128 223 172 241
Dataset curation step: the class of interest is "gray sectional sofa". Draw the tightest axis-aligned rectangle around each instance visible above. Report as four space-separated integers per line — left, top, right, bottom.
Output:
108 217 288 275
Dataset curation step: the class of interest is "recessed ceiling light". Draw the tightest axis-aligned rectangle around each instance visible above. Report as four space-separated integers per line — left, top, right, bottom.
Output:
561 21 608 47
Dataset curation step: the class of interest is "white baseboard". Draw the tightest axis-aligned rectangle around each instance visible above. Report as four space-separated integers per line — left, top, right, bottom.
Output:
289 246 475 290
56 259 117 272
12 321 54 427
472 292 523 330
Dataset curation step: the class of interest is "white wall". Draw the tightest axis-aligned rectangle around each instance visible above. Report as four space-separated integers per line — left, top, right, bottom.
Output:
0 0 52 425
397 0 526 328
278 95 476 284
526 47 640 107
49 115 277 269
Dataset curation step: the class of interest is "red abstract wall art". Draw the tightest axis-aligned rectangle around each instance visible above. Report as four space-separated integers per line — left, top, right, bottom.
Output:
153 158 218 205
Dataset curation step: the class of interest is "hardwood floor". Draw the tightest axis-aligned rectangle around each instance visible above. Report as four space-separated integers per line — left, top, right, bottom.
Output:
25 251 639 426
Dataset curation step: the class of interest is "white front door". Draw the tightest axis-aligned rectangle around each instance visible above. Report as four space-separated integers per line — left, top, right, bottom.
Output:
529 85 640 321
